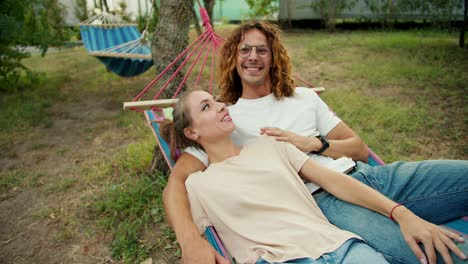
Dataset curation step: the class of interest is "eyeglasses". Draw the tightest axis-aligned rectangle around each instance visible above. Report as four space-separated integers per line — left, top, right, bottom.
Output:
238 44 270 58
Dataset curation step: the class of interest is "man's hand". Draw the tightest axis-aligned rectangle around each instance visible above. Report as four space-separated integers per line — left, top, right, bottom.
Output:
260 127 321 153
181 237 230 264
394 206 467 264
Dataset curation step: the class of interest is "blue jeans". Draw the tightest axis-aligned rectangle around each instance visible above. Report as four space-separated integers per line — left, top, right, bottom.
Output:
314 160 468 264
256 238 388 264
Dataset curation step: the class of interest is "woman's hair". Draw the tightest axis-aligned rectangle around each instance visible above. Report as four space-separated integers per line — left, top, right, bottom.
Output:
159 91 203 161
218 20 295 104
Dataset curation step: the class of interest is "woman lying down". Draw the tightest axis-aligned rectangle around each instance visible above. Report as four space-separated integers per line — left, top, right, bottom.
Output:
161 90 466 264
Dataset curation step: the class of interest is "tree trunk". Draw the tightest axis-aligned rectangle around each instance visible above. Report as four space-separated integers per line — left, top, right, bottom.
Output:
203 0 215 27
152 0 191 99
287 0 292 29
191 4 203 36
101 0 109 12
149 145 170 177
460 0 467 48
137 0 141 17
150 0 191 175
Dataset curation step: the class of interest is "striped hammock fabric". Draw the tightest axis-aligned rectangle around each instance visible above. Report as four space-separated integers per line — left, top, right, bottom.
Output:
79 13 153 77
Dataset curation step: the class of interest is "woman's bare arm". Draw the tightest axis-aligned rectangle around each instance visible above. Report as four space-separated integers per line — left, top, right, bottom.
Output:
163 153 229 264
299 160 466 264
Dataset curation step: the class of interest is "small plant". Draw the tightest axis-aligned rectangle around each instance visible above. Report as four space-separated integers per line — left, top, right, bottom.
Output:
245 0 279 20
311 0 357 32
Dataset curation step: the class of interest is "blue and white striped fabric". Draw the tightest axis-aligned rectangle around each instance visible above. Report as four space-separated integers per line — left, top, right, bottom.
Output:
80 25 153 77
144 109 175 168
97 55 153 77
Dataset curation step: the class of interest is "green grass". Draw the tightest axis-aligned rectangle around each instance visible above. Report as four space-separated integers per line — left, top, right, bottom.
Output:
0 73 57 131
285 29 467 161
89 141 173 263
3 27 467 262
0 169 43 196
0 170 28 193
47 177 78 193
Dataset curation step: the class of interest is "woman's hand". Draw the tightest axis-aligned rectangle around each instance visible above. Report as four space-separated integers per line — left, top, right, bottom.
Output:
260 127 321 153
393 206 466 264
181 237 230 264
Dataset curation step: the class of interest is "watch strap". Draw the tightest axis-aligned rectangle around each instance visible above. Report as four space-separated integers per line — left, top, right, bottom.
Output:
311 135 329 154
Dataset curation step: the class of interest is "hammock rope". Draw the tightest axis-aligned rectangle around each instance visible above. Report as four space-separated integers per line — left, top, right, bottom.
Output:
294 74 316 88
88 3 155 60
89 30 152 59
128 5 224 112
125 2 321 112
79 11 137 28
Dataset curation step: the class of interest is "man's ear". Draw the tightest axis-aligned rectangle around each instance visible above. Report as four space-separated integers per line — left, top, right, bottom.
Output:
184 127 199 141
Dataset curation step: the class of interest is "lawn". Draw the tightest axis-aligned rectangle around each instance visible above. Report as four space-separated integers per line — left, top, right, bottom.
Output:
0 27 466 263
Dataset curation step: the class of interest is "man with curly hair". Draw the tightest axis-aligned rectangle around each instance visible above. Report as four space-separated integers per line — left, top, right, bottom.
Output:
163 21 468 264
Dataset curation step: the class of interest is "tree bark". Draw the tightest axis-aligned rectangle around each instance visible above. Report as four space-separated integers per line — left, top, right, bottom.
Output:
203 0 215 27
137 0 141 17
150 0 191 175
149 145 170 177
287 0 292 29
152 0 191 99
191 4 203 36
101 0 109 12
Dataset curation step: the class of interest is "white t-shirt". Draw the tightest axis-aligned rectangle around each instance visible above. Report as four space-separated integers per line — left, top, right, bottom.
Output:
186 136 359 263
186 87 355 192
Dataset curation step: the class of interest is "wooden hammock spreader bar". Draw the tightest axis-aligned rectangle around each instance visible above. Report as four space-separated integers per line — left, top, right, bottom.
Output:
123 87 325 111
309 87 325 93
78 23 138 28
123 98 179 110
89 52 152 59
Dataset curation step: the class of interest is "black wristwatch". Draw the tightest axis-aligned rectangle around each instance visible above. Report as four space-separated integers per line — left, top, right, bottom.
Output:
311 135 329 154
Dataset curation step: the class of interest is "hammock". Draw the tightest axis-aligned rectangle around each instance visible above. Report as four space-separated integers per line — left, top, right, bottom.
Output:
79 12 153 77
144 103 468 262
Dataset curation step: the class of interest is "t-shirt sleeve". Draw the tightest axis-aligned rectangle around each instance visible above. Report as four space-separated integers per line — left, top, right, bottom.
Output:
185 177 212 234
184 146 209 167
279 140 311 172
304 88 341 136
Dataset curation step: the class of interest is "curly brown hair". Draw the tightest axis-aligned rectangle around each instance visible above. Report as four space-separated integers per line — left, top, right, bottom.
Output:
218 21 295 104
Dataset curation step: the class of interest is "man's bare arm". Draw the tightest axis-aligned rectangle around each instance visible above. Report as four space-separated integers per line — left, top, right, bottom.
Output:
261 122 368 162
323 122 368 162
162 152 229 264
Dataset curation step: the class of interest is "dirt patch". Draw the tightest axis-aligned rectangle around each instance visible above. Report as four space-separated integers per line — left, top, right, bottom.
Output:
0 93 154 263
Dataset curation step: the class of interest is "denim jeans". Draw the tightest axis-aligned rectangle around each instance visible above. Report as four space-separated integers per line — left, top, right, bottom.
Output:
255 238 388 264
313 160 468 264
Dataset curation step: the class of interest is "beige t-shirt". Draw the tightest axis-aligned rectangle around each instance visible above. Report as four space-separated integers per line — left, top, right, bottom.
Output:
185 136 359 263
